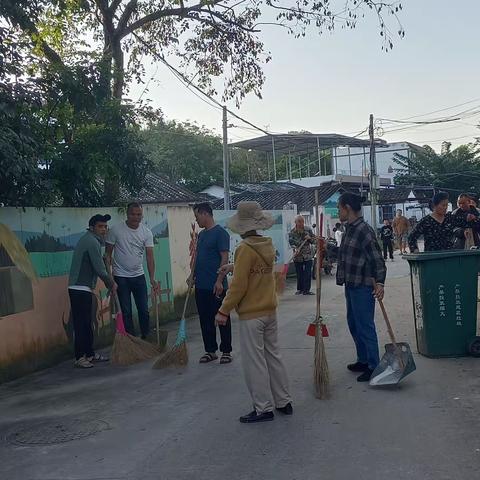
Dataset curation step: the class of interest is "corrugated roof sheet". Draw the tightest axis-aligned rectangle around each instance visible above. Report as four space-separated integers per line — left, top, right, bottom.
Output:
212 184 352 211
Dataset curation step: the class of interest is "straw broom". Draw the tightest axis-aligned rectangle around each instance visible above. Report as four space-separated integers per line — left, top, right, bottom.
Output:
313 192 330 399
152 223 198 369
110 295 160 366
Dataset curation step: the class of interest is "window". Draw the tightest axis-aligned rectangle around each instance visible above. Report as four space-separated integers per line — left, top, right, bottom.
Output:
380 205 395 223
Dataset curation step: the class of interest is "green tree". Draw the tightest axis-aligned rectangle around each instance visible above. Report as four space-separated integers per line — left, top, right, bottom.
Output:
143 120 223 192
2 1 404 106
394 144 480 194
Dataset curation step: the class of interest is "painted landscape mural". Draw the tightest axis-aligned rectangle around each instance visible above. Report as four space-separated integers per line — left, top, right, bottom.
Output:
0 205 173 383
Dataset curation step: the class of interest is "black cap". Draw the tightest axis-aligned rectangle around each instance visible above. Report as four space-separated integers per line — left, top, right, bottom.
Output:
88 214 112 227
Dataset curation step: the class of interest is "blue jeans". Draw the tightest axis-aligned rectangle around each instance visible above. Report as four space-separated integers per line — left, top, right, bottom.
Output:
115 275 150 337
345 285 380 370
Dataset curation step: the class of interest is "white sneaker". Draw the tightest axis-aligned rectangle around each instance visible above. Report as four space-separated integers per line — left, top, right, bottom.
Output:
74 357 94 369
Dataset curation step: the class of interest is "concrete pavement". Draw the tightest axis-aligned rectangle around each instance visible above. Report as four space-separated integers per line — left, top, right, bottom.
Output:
0 254 479 480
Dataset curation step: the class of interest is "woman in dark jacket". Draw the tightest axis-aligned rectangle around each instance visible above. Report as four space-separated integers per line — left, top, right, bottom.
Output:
409 192 457 252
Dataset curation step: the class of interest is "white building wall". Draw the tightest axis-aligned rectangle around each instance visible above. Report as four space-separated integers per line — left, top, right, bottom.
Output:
333 142 412 183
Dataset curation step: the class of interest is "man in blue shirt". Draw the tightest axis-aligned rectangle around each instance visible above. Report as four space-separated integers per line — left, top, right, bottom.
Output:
192 203 232 364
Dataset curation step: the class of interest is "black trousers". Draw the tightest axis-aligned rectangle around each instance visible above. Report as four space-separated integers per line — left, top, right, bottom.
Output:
195 289 232 354
295 260 313 293
115 275 150 337
69 289 94 360
383 240 394 259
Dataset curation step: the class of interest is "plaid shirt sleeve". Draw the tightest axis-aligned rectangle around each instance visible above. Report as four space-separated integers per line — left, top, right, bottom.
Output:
360 225 387 285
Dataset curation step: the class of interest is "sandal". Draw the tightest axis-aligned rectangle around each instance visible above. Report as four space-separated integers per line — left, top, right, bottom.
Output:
220 353 233 364
199 353 218 364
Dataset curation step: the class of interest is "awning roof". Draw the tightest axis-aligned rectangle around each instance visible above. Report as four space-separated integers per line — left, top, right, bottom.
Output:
230 133 372 156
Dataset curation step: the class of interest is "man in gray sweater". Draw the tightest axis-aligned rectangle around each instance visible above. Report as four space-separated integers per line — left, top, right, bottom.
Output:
68 214 117 368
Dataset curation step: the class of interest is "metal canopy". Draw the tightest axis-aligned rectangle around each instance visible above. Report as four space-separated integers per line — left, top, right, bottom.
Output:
230 133 370 156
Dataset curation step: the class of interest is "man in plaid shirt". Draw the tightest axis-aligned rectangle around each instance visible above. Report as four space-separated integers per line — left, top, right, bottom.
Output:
336 193 386 382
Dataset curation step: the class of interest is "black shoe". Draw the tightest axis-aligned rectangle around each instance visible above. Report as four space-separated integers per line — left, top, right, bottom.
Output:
303 291 315 296
276 403 293 415
357 369 374 382
347 361 369 373
239 410 274 424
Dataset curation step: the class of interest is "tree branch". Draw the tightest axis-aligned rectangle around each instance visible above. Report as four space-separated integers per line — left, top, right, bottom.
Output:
115 0 138 37
201 7 259 33
120 1 224 38
108 0 123 14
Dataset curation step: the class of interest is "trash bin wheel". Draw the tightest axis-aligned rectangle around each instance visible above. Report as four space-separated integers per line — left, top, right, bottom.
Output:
467 336 480 357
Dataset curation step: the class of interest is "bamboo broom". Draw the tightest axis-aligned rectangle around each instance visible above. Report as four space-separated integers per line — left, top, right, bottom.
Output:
313 191 330 399
152 223 198 369
110 295 160 366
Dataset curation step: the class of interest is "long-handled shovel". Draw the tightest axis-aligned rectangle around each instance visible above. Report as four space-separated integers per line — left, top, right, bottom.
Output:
370 282 416 386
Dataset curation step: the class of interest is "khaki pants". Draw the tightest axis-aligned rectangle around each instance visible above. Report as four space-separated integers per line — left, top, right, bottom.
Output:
239 314 292 414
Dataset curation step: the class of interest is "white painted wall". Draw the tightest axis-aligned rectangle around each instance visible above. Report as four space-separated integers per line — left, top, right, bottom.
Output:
166 205 196 297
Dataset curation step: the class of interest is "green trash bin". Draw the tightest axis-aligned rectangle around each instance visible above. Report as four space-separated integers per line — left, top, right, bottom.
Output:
406 250 480 358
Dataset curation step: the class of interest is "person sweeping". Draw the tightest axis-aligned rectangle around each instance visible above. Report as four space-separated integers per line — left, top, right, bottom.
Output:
215 202 292 424
336 193 386 383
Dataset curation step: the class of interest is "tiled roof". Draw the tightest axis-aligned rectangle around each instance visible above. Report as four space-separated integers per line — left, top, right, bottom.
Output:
212 184 353 211
364 186 435 205
231 182 306 194
119 173 201 204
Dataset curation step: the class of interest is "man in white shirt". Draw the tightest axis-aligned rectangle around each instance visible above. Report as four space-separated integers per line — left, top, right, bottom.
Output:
334 222 344 246
105 202 158 339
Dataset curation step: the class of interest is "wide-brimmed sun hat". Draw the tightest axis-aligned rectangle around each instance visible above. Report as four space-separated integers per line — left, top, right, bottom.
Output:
226 201 274 235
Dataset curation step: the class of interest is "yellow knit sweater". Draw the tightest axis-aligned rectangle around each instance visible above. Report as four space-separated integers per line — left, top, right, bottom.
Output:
219 236 277 320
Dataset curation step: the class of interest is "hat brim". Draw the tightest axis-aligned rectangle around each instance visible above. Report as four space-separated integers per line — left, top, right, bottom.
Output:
226 211 275 235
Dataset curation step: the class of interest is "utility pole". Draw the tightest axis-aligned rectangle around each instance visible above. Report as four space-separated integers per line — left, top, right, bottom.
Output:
369 113 378 233
222 106 230 210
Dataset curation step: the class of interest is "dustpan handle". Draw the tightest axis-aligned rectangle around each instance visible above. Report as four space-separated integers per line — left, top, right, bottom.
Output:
372 279 399 347
373 279 403 364
378 297 399 348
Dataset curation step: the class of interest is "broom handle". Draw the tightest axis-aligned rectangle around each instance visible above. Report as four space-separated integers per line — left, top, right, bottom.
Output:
289 238 309 263
315 190 323 322
114 293 122 314
154 290 160 346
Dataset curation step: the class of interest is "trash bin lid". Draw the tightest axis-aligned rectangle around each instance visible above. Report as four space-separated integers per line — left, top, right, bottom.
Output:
405 250 480 262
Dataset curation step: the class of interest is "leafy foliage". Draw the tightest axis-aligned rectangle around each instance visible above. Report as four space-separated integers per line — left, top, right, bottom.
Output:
394 144 480 194
1 0 405 205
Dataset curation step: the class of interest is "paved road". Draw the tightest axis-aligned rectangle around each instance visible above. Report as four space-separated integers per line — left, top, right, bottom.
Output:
0 255 479 480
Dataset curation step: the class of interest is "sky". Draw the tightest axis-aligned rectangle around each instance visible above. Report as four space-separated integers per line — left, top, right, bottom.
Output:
128 0 480 150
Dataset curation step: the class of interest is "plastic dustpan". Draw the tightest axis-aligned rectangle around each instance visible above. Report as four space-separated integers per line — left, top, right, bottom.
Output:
370 342 416 386
369 283 416 387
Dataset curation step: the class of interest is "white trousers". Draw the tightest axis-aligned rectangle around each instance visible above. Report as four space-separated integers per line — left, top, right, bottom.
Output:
239 314 292 414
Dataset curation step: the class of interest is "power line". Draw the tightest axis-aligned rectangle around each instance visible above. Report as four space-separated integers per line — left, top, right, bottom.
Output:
396 97 480 121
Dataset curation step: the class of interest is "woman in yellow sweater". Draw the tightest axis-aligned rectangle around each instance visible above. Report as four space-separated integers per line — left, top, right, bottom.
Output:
215 201 292 424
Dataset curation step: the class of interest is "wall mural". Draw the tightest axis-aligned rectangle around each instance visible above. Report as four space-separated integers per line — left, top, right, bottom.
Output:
213 210 296 268
0 206 173 383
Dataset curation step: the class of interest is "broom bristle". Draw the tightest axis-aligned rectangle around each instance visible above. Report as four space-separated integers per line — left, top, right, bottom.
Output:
152 341 188 369
314 330 330 399
111 332 160 366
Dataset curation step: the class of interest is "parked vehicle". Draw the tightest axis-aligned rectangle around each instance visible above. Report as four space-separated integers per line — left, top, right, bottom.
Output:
312 238 339 278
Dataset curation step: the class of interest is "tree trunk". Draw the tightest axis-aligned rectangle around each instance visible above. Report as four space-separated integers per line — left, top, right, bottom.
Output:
112 42 125 100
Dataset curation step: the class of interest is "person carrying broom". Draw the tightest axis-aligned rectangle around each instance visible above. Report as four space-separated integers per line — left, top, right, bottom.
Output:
336 193 386 382
215 202 292 424
68 214 117 369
